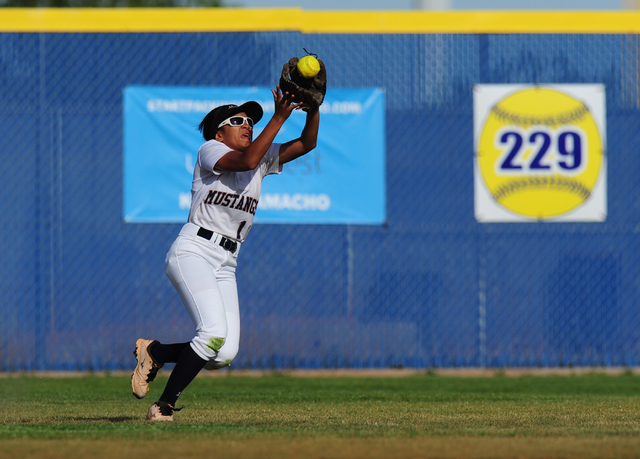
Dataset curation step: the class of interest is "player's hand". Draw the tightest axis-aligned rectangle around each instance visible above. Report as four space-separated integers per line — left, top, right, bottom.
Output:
296 102 311 112
272 85 303 121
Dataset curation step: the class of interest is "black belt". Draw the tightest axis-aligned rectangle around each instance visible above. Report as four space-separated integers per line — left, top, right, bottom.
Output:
197 227 238 254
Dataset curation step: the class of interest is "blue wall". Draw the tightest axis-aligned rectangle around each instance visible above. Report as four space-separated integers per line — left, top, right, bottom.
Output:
1 32 639 370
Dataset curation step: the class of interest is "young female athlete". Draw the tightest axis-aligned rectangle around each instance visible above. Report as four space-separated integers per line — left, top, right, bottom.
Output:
131 86 319 421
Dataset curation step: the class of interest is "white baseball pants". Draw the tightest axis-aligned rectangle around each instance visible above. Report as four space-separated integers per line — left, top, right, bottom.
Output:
165 222 241 370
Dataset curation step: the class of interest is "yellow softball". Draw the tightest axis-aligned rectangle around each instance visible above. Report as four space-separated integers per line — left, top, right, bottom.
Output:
477 87 603 219
296 55 320 79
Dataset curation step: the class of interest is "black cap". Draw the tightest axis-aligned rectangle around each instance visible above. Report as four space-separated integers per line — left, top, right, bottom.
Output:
198 101 264 141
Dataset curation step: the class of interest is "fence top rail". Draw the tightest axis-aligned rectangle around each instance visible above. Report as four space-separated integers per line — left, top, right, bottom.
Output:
1 9 640 34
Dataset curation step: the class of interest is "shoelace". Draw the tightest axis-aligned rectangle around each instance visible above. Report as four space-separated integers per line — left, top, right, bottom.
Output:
157 402 184 416
146 365 161 383
132 344 163 383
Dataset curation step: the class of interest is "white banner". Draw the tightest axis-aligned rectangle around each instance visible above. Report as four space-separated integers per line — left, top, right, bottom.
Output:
473 84 607 222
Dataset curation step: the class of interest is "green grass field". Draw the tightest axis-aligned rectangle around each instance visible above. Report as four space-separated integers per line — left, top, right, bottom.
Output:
2 371 640 458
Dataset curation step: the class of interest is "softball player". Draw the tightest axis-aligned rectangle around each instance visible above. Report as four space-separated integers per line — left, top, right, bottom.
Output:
131 86 319 421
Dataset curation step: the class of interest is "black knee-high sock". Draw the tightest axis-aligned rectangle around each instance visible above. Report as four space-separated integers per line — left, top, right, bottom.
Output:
148 342 190 365
158 345 207 406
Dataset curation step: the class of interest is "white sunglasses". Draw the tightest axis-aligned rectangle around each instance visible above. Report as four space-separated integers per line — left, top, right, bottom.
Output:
217 116 254 129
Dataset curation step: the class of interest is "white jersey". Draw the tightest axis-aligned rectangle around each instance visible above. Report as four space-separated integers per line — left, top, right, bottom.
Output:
188 139 282 242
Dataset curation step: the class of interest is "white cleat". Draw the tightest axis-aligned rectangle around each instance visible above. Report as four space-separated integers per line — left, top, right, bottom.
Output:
146 401 182 421
131 338 163 399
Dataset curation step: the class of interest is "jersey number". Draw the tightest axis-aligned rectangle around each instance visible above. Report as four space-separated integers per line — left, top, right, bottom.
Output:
236 221 247 240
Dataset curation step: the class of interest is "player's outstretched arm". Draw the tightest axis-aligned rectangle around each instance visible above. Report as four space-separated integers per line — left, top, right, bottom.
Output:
216 86 302 171
278 106 320 165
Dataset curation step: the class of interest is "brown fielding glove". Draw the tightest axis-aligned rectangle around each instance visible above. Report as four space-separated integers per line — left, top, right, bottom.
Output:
279 56 327 109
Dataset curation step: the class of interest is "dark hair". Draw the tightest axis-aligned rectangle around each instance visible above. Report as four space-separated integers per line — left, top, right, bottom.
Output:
198 110 217 141
197 102 264 142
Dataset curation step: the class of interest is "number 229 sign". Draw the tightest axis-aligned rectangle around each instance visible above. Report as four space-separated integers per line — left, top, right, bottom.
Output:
473 84 607 222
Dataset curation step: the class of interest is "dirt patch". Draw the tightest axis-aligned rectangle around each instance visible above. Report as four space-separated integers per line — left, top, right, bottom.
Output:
4 436 640 459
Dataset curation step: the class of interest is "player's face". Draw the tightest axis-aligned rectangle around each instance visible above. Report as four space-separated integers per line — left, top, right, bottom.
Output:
215 112 253 152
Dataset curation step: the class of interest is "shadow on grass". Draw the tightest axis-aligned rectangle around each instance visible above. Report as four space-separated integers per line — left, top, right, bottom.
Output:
65 416 137 423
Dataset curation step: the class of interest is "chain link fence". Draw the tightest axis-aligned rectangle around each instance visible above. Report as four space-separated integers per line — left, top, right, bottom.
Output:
1 30 639 371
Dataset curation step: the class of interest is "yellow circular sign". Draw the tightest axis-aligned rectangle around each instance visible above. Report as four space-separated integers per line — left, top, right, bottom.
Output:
477 87 603 219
